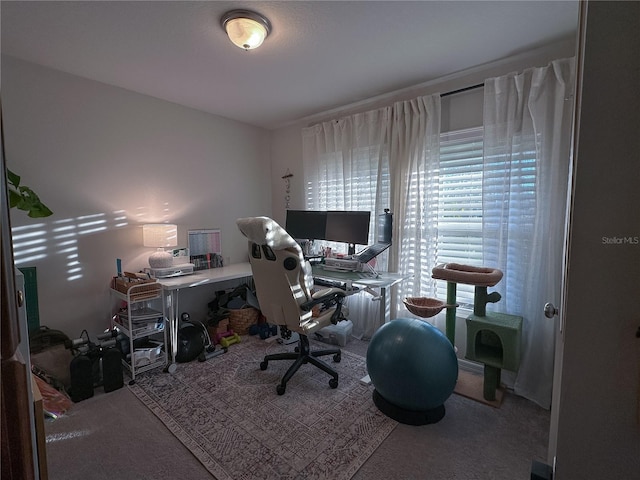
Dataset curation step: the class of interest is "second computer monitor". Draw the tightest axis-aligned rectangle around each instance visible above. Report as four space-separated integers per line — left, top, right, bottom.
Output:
324 211 371 246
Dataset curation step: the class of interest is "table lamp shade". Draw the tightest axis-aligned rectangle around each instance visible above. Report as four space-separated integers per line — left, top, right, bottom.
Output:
143 224 177 268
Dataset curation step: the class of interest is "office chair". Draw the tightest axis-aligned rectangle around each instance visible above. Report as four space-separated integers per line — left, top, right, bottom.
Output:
236 216 347 395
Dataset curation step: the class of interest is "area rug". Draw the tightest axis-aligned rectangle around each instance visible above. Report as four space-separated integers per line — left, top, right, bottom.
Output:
128 335 397 480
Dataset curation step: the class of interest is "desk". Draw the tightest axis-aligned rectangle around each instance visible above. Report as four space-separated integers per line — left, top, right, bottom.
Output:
157 262 253 371
311 265 409 326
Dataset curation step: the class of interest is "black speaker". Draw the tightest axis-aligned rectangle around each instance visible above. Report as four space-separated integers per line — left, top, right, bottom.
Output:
377 210 393 244
102 348 123 393
69 354 94 402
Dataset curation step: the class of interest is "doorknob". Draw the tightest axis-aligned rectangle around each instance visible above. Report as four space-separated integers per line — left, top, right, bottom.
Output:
544 302 558 318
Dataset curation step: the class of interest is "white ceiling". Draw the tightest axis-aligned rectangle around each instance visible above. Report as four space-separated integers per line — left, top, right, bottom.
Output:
1 1 579 130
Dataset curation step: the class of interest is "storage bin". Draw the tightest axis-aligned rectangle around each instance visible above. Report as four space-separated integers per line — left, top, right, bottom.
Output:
130 345 163 367
313 319 353 347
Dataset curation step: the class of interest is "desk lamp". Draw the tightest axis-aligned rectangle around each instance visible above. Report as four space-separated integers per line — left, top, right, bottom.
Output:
143 224 177 268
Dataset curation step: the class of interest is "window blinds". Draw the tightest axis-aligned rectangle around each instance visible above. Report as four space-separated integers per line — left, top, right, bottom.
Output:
435 127 484 306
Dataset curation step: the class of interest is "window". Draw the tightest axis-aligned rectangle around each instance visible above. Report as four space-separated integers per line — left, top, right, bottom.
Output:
304 124 537 311
305 145 390 249
304 127 484 306
435 127 484 306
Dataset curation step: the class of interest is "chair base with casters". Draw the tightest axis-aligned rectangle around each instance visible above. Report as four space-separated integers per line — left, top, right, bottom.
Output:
261 328 342 395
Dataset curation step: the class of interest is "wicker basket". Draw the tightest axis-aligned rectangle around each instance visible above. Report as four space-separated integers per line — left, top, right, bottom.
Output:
112 276 161 301
228 307 259 335
403 297 457 318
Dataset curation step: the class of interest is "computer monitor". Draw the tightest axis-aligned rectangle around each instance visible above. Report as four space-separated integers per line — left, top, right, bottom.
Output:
285 209 371 255
325 211 371 254
285 210 327 241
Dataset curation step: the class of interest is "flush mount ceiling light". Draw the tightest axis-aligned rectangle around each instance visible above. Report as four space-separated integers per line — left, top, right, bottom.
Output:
221 9 271 50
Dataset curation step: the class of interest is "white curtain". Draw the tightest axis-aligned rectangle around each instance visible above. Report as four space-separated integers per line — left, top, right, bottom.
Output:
482 58 575 408
387 97 441 318
302 95 441 338
302 109 389 339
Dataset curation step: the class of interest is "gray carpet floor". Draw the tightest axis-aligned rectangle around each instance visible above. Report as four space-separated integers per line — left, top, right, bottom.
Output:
44 338 550 480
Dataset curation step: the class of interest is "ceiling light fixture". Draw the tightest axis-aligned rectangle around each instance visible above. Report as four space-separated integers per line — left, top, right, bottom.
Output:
221 9 271 51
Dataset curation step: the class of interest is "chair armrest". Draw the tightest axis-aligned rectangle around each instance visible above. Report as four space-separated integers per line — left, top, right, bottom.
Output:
301 287 345 311
302 288 347 325
311 287 346 301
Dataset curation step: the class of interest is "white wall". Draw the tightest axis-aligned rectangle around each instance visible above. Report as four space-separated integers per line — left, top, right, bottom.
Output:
3 56 272 337
270 123 303 226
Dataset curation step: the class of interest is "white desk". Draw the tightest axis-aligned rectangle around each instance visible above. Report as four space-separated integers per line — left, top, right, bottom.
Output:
157 262 253 371
311 265 409 326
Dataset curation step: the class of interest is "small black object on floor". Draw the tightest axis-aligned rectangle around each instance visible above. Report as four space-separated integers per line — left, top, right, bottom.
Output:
372 390 445 425
69 355 94 402
530 460 554 480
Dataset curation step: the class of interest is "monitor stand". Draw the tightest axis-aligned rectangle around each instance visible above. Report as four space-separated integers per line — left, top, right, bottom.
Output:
347 243 356 256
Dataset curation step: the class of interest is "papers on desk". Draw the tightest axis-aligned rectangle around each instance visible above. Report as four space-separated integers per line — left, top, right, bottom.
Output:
145 263 195 278
315 265 379 279
322 260 380 278
323 257 360 272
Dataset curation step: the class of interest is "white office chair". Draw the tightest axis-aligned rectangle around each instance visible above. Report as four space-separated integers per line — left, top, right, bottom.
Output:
236 216 347 395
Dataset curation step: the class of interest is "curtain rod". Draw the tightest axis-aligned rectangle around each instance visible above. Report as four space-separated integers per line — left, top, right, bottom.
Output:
441 83 484 98
306 82 486 127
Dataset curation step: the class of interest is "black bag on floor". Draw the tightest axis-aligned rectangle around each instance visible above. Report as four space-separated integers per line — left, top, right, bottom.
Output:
69 355 94 402
29 326 72 354
102 348 124 393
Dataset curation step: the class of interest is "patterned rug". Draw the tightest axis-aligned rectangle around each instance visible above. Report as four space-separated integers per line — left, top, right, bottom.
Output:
128 335 397 480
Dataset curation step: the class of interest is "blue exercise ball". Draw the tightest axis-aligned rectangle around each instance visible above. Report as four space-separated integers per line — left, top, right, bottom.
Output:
366 317 458 411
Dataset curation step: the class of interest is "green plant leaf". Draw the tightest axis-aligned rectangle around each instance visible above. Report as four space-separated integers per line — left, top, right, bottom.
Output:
8 189 21 208
6 168 53 217
27 203 53 218
7 169 20 188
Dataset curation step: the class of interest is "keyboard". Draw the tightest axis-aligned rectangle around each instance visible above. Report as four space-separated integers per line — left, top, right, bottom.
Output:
313 277 360 293
313 278 344 288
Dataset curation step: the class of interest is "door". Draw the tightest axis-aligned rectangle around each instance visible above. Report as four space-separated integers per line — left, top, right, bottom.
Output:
547 2 640 478
1 105 38 478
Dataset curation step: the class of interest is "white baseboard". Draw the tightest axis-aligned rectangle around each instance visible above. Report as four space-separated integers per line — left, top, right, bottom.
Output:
458 358 484 375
